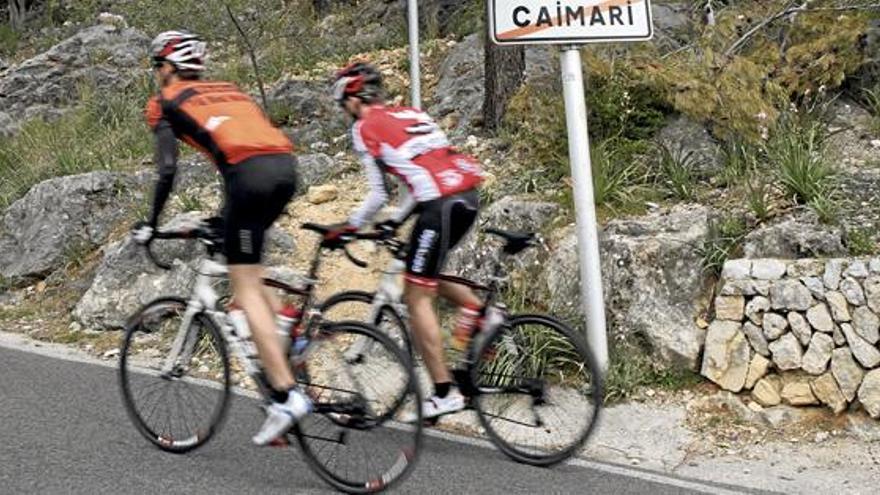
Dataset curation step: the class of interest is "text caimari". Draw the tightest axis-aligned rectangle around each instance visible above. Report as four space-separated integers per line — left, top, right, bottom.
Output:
511 1 639 29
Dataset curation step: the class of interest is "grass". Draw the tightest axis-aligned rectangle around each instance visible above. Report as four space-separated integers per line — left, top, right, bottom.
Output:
653 142 702 201
0 78 153 209
698 216 748 276
765 103 837 207
861 84 880 136
845 227 879 256
605 336 703 403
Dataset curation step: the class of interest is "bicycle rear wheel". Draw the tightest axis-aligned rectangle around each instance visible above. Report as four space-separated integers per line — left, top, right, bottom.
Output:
293 321 421 493
119 297 231 453
470 314 603 466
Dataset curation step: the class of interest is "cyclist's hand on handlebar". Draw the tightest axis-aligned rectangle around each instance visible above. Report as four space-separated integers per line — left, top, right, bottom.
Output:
324 222 358 242
131 221 155 246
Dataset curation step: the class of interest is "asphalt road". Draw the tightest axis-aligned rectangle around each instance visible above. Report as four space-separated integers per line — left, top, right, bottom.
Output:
0 344 755 494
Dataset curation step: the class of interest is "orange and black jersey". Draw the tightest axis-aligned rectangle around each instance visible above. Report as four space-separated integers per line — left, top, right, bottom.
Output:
145 79 293 166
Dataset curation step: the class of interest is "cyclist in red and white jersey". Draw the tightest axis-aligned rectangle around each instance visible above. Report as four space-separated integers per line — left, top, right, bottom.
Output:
328 63 486 418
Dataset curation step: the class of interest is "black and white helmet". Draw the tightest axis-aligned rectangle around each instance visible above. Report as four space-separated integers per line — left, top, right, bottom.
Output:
150 31 207 72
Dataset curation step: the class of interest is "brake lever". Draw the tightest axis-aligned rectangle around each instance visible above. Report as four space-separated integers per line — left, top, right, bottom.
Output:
343 245 368 268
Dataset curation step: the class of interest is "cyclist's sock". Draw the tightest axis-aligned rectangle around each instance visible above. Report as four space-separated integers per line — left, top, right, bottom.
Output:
434 382 452 398
271 388 289 404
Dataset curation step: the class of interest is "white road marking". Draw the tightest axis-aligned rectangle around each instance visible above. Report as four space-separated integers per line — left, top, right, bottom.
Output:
0 330 752 494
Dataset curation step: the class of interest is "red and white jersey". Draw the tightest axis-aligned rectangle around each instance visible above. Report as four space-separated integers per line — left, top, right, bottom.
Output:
348 105 483 228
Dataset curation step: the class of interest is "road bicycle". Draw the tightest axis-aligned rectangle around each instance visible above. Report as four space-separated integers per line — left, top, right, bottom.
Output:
320 226 603 467
117 219 422 493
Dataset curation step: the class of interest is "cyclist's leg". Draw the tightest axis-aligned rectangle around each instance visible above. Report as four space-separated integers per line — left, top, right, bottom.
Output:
436 190 482 314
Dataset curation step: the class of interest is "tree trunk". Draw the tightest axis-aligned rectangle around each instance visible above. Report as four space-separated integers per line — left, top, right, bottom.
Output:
8 0 28 31
482 28 525 132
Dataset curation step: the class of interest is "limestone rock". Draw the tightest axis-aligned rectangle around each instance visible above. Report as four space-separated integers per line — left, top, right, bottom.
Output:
858 369 880 418
870 258 880 274
306 184 338 205
548 205 714 369
701 321 750 392
845 261 869 278
840 277 866 306
429 33 484 136
841 323 880 368
0 171 145 281
781 380 819 406
741 213 844 259
865 276 880 313
745 354 771 389
787 259 824 278
751 259 787 280
0 25 149 136
806 303 834 333
825 259 845 290
825 291 851 322
73 213 205 329
770 280 813 311
851 307 880 344
812 373 848 414
752 375 783 407
266 79 346 144
762 313 789 340
715 296 745 321
802 333 834 375
788 312 813 346
768 333 803 371
721 279 769 297
297 153 347 191
743 322 770 357
745 296 770 325
761 404 807 427
832 347 864 402
833 324 847 346
800 276 826 301
721 259 751 279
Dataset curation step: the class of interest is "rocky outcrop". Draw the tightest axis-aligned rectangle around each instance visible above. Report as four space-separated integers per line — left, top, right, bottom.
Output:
742 212 846 259
72 213 207 329
0 171 146 281
297 153 349 192
430 33 484 137
0 24 149 136
655 115 720 173
546 205 714 369
705 257 880 415
446 196 560 284
267 79 347 146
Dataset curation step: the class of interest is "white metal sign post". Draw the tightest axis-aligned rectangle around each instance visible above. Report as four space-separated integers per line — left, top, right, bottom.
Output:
489 0 654 373
407 0 421 109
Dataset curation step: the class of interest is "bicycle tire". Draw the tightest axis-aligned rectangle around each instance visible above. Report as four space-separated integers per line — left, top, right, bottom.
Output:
119 297 231 454
319 290 411 356
293 320 422 493
470 314 603 467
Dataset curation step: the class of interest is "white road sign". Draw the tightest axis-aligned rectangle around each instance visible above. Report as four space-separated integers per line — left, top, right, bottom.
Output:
490 0 653 45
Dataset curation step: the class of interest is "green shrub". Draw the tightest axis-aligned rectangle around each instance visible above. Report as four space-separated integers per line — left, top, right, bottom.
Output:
861 84 880 136
605 336 703 403
845 227 879 256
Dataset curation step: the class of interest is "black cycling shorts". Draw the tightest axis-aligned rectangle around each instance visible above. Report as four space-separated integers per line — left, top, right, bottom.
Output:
221 154 298 265
404 189 479 289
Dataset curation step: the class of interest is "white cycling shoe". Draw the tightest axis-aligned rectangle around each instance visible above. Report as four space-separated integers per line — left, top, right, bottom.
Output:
422 388 466 419
252 389 312 446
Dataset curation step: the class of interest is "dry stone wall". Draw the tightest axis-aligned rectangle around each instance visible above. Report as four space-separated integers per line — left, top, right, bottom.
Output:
703 257 880 417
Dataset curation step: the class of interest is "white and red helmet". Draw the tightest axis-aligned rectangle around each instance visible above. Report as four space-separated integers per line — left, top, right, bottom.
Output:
150 31 207 72
332 62 383 104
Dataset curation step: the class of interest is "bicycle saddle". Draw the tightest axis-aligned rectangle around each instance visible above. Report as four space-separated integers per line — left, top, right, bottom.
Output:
484 228 538 255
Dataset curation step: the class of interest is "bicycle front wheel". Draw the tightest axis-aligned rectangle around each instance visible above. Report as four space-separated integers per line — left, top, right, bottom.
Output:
320 290 411 355
294 320 421 493
119 297 231 454
471 314 603 466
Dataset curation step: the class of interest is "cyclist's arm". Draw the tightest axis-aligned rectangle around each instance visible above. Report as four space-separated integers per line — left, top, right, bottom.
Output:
148 119 179 227
391 189 417 224
348 154 388 229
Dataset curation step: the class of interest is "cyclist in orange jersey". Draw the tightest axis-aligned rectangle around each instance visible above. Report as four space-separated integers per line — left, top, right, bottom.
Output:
132 31 310 445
